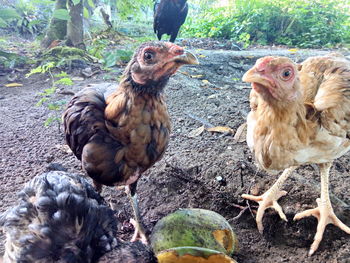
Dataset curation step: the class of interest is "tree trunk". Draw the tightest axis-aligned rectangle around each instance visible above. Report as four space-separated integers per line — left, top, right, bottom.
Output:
41 0 67 48
66 0 85 49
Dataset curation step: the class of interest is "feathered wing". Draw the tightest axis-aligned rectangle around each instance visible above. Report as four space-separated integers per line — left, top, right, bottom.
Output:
300 54 350 137
63 84 125 186
0 171 117 263
63 84 114 160
293 54 350 163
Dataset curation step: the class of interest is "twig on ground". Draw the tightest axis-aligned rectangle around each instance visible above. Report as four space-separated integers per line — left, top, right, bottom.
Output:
186 113 215 128
229 203 257 222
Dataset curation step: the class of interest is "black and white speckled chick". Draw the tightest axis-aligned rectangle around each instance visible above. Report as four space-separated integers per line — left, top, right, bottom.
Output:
0 171 117 263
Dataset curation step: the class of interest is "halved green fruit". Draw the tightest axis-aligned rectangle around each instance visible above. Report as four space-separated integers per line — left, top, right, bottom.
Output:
151 209 239 263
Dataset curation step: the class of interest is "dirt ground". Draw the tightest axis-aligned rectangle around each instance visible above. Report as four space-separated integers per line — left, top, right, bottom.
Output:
1 41 350 262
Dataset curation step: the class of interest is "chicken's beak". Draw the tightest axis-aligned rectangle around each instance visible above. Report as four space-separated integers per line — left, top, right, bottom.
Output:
173 51 199 65
242 67 272 88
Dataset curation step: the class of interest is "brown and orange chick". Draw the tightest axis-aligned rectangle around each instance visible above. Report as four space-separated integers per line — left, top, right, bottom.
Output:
241 54 350 255
63 41 198 244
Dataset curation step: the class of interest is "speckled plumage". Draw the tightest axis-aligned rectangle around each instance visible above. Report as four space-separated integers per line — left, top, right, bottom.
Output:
63 41 198 242
0 171 117 263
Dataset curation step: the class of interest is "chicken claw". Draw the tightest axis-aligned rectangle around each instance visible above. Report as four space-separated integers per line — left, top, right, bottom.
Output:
242 166 297 232
129 218 148 244
242 189 288 232
126 186 149 245
294 198 350 256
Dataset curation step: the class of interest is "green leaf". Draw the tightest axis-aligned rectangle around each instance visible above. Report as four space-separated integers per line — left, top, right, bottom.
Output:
72 0 81 5
44 116 61 127
83 7 89 19
87 0 95 8
54 77 74 86
48 103 61 110
54 71 68 78
36 97 48 107
0 8 21 21
103 49 133 68
53 9 70 21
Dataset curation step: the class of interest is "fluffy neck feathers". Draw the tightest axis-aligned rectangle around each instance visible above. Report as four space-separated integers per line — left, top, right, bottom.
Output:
119 61 170 97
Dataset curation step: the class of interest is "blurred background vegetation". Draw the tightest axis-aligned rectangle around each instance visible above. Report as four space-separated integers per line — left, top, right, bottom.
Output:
0 0 349 49
183 0 350 48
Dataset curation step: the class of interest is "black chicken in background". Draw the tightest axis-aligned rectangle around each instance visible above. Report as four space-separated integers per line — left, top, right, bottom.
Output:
0 171 117 263
153 0 188 42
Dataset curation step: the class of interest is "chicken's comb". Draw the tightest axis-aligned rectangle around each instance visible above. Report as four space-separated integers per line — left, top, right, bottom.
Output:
256 56 275 71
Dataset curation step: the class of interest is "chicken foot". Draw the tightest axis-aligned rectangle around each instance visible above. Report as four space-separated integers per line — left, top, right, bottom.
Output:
242 166 297 232
125 185 149 245
293 162 350 256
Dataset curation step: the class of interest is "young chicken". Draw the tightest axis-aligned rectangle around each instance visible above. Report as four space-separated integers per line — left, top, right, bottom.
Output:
63 41 198 244
241 54 350 255
0 171 117 263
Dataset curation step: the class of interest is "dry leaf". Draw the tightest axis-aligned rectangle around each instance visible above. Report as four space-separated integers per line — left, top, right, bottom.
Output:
207 126 234 134
55 144 73 154
5 83 23 87
191 74 204 79
188 126 205 138
207 94 218 99
72 77 84 81
233 123 247 142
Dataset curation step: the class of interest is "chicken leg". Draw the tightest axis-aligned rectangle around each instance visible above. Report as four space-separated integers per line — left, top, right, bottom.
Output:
125 184 149 244
293 162 350 256
242 166 297 232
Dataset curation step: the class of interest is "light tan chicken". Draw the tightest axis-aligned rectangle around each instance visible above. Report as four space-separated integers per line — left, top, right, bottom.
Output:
241 54 350 255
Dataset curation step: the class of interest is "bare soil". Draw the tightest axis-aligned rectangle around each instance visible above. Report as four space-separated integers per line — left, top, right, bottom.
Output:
1 43 350 263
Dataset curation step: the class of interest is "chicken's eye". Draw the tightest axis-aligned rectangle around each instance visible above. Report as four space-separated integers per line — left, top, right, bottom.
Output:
144 51 154 62
281 68 293 80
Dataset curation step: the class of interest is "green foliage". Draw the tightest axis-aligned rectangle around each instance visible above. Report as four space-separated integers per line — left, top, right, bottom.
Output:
0 0 53 36
44 116 61 127
27 64 72 128
103 49 133 67
72 0 81 5
26 62 55 77
0 50 30 69
54 77 74 86
182 0 350 48
113 0 153 20
86 38 133 68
